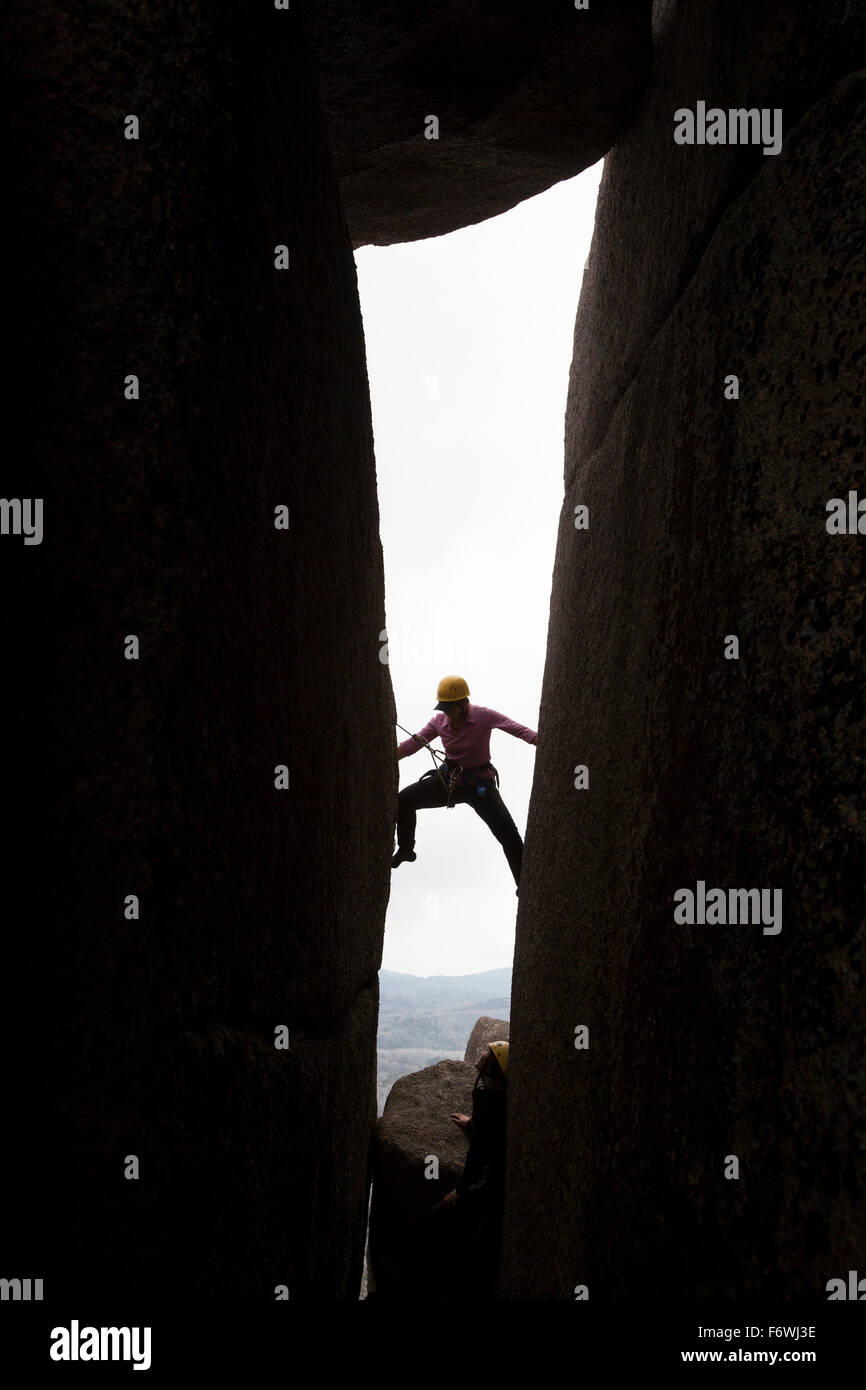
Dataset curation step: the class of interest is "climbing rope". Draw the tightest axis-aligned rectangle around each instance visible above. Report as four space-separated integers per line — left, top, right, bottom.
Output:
395 721 463 807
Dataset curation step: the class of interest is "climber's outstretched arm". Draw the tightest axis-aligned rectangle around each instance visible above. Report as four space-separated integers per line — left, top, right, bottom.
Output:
396 718 439 760
485 708 538 746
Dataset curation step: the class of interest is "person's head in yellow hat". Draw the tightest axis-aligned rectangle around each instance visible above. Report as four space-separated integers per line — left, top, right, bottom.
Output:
487 1041 509 1080
435 675 470 731
473 1040 508 1086
434 675 470 709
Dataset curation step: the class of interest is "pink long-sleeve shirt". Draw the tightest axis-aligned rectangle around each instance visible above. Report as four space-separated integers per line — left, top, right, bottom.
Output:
398 703 537 777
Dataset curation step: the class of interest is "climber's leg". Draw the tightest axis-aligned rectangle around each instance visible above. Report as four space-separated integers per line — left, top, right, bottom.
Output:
393 775 450 865
468 783 523 887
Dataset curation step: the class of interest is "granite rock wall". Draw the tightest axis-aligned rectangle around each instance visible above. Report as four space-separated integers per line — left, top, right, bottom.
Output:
501 0 866 1299
3 2 394 1300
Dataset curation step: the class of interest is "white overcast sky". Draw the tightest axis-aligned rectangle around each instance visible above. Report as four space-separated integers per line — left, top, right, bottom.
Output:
355 162 603 977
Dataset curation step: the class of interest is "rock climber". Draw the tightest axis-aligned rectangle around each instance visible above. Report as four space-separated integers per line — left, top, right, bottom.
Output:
392 676 537 892
424 1040 509 1298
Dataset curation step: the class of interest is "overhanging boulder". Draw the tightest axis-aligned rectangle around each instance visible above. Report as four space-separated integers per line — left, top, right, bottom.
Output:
308 0 653 247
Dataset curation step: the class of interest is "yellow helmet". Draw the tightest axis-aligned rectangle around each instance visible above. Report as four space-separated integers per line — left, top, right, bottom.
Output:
435 675 470 709
488 1041 509 1079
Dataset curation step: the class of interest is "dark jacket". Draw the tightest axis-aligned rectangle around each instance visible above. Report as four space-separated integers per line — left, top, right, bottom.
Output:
457 1076 506 1202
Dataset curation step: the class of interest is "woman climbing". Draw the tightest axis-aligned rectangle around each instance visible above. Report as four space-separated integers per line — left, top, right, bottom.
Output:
392 676 537 892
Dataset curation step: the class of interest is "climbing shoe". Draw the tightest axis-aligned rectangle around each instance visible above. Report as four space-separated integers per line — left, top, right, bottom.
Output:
391 848 417 868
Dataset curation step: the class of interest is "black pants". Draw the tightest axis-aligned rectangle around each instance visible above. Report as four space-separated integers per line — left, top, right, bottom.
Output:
396 773 523 886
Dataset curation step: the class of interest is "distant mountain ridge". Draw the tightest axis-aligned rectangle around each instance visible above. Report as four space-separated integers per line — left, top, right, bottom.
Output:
379 966 512 1002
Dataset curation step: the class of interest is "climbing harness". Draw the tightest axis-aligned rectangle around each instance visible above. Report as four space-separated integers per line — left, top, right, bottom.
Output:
427 759 464 809
460 762 500 794
395 723 499 809
396 722 460 803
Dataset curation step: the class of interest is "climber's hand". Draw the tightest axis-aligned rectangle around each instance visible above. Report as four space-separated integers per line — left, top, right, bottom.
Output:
441 1189 458 1208
450 1112 471 1131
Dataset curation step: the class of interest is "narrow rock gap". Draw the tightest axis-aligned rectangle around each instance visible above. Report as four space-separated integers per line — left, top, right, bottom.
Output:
354 167 604 1295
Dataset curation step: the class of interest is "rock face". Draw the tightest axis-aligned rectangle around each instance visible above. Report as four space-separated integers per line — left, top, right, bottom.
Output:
464 1018 511 1064
502 0 866 1299
4 4 394 1299
308 0 653 247
368 1058 478 1295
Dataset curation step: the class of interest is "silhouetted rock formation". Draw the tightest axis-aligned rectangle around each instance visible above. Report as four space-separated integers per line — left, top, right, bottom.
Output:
465 1017 511 1063
308 0 653 247
502 0 866 1299
5 3 394 1300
